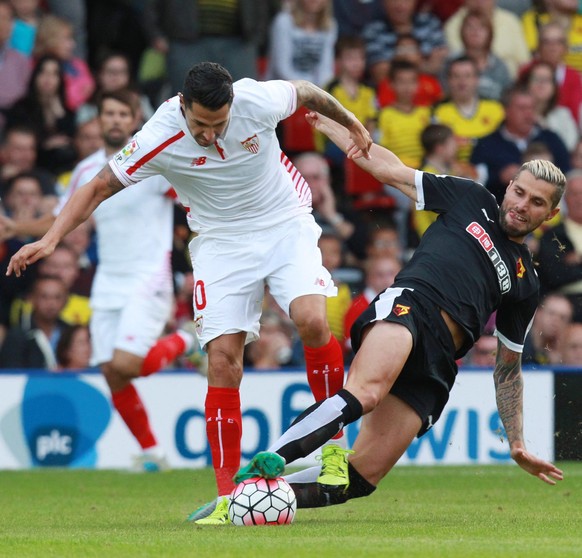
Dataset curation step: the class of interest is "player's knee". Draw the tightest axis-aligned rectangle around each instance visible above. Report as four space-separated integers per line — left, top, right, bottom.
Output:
349 384 383 414
109 356 140 381
207 350 243 387
293 311 329 343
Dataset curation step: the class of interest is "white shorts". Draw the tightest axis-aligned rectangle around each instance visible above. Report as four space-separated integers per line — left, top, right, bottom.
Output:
90 288 173 365
189 213 337 348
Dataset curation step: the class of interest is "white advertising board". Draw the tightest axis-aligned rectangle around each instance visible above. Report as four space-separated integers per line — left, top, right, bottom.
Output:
0 369 554 469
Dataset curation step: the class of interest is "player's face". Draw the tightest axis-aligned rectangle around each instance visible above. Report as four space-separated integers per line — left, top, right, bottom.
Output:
99 98 135 148
499 170 559 241
181 99 230 147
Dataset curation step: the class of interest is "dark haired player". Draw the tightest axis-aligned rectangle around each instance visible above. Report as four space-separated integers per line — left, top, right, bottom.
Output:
6 62 373 524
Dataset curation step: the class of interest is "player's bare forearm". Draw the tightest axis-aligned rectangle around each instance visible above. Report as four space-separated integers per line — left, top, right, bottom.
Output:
6 165 122 277
493 341 563 485
47 165 121 243
305 112 417 201
292 80 372 158
293 80 355 127
493 342 524 449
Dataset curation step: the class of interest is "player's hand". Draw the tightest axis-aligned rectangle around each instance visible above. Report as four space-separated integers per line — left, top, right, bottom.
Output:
346 115 372 161
511 447 564 485
6 239 55 277
0 214 16 242
305 111 329 133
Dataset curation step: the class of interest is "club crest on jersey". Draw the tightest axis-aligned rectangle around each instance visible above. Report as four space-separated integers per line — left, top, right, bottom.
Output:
516 257 526 278
114 138 140 165
241 134 259 154
393 304 411 317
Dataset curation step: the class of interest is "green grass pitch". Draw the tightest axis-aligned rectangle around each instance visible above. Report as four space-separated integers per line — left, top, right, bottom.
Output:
1 463 580 558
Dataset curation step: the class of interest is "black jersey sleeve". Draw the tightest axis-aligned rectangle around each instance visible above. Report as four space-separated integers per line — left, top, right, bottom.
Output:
495 292 538 352
417 171 486 214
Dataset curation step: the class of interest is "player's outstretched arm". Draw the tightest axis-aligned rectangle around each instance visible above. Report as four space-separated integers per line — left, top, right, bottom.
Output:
493 341 563 485
0 212 56 242
291 80 372 160
305 111 418 202
6 165 123 278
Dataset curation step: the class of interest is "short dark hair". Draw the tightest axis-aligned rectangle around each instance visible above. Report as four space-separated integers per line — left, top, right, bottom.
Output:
335 35 366 57
98 89 139 117
388 59 418 81
182 62 234 110
446 55 478 79
421 124 454 155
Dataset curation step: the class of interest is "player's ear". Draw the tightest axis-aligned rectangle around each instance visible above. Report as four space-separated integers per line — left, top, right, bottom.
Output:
545 206 560 222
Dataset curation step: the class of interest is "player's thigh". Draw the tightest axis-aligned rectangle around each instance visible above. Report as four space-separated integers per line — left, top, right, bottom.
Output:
189 234 265 348
267 215 336 315
350 393 422 486
114 289 173 357
90 308 120 366
345 321 413 411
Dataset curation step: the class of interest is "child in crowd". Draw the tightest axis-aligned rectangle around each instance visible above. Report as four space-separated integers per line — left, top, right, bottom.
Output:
376 34 443 108
266 0 337 87
33 14 94 111
318 35 377 167
377 60 430 168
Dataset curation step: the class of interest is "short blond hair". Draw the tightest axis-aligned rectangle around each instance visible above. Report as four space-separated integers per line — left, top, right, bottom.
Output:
33 15 72 58
516 159 566 208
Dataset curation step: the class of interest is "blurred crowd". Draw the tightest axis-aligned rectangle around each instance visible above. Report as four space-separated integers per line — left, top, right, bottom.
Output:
2 0 582 372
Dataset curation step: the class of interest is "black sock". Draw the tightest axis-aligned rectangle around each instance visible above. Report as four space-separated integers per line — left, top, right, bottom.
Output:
291 463 376 508
271 389 363 464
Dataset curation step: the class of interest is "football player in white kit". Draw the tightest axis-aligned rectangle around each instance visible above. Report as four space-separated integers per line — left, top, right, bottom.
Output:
6 62 373 524
1 90 201 471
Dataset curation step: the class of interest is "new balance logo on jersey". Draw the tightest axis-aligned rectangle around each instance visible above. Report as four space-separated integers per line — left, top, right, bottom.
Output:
241 134 259 154
191 156 207 166
314 277 326 287
466 222 511 293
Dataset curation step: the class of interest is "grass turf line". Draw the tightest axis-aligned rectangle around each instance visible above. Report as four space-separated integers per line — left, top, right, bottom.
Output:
0 464 580 558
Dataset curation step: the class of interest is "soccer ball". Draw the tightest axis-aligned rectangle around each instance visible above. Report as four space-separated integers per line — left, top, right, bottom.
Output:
228 477 297 526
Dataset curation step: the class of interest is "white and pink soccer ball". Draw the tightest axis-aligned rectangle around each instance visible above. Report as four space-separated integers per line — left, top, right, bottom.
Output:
228 477 297 526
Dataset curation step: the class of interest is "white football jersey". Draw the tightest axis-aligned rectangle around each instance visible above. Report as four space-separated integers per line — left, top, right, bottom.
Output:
109 78 313 235
57 148 174 308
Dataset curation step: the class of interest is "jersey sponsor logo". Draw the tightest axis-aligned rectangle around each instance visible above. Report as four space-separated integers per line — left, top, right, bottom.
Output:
240 134 259 154
393 304 411 317
190 156 207 166
516 257 526 279
314 277 327 287
466 222 511 293
115 139 140 165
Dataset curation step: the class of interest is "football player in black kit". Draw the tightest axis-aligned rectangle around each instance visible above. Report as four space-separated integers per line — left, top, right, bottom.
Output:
234 112 565 509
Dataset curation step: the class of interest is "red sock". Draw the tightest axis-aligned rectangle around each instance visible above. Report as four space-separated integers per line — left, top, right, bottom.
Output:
205 386 242 496
140 333 187 376
111 384 156 450
304 335 346 440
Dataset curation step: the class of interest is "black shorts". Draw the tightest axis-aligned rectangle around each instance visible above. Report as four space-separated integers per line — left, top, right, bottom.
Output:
350 287 458 437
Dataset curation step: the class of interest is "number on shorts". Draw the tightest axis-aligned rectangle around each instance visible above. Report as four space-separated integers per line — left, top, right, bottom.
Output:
194 280 207 310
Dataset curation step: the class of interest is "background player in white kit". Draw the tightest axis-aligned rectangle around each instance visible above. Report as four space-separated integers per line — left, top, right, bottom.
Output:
6 62 373 524
0 90 200 471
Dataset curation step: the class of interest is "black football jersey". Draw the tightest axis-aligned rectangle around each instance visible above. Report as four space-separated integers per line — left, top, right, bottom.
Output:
394 171 538 357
